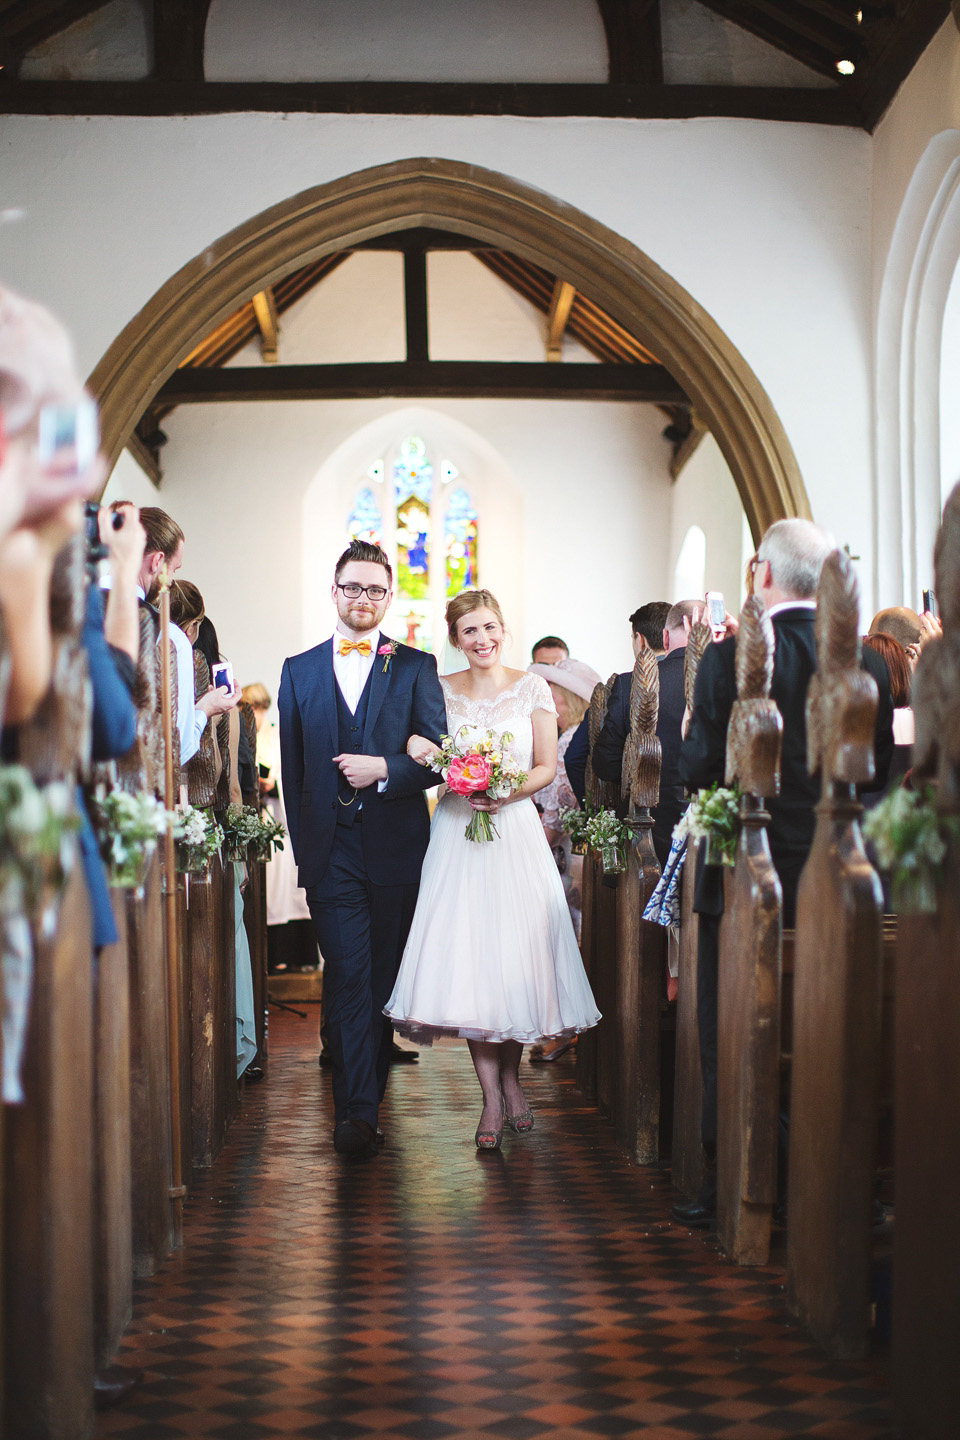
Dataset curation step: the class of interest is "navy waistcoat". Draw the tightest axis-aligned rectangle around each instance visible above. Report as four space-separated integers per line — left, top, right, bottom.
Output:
334 668 374 827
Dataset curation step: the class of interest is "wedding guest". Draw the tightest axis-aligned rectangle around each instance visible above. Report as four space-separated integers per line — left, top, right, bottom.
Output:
0 285 100 724
531 635 569 666
528 657 602 940
593 600 699 866
630 601 671 659
862 631 914 800
241 681 317 972
110 504 238 764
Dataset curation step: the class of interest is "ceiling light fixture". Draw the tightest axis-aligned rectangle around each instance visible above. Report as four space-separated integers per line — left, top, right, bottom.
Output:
836 58 856 75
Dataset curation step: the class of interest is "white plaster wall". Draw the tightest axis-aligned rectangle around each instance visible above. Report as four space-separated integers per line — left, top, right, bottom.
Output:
667 434 749 611
872 20 960 302
940 257 960 506
427 252 596 363
0 110 874 595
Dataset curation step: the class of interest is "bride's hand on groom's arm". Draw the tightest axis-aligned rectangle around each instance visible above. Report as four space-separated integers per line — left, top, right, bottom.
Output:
406 734 440 766
333 753 388 788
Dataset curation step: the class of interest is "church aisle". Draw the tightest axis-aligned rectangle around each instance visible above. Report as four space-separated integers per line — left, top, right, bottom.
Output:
98 1012 891 1440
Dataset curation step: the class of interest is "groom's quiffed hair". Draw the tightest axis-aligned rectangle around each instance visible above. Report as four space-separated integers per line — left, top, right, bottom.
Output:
334 538 393 587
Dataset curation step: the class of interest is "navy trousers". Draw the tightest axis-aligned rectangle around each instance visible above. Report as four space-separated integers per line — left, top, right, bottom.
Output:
306 822 419 1129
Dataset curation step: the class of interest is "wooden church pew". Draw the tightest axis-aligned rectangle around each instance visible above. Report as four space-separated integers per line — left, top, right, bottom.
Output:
669 624 712 1198
3 538 96 1438
716 595 783 1266
576 675 618 1112
787 551 885 1358
92 891 132 1369
613 648 665 1165
891 481 960 1438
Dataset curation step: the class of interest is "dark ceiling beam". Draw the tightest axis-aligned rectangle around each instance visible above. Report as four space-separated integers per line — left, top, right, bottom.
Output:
0 78 863 125
727 0 862 54
695 0 857 76
355 228 495 252
152 0 210 81
597 0 663 85
156 361 689 405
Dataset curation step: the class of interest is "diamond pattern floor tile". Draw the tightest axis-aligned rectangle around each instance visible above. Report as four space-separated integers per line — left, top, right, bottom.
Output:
97 1011 892 1438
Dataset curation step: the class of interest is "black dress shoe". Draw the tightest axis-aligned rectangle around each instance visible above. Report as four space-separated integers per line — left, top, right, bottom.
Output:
333 1118 378 1157
318 1049 332 1067
390 1042 418 1063
376 1127 386 1145
670 1194 717 1229
94 1366 143 1410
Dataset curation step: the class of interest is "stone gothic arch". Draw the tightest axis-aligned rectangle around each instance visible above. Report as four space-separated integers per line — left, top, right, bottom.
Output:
88 156 808 542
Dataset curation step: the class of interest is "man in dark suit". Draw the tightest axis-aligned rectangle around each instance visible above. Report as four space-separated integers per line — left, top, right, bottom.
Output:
279 540 446 1157
592 599 700 866
671 520 893 1226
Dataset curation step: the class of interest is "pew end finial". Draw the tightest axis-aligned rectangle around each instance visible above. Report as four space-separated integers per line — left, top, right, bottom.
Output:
806 550 877 789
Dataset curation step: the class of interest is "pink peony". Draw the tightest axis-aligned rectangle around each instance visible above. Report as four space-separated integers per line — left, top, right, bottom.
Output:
446 753 493 795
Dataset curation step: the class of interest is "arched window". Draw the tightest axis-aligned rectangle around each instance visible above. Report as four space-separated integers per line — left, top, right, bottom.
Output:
674 524 706 602
345 435 479 654
346 486 383 544
445 487 478 596
394 436 432 600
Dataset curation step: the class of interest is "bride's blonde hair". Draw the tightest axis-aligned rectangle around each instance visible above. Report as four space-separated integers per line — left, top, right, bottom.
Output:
446 589 506 646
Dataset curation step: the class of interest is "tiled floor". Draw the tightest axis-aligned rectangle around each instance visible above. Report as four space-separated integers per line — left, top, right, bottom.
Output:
98 1011 892 1439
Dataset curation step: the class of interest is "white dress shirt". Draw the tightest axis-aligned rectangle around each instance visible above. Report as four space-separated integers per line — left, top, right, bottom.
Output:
332 626 389 791
332 625 380 714
766 599 817 618
129 582 207 765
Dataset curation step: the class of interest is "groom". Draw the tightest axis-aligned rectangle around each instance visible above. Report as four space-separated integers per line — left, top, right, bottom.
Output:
279 540 447 1156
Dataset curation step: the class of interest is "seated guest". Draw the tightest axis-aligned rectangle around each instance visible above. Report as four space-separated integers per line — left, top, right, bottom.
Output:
0 285 101 724
630 601 672 660
862 630 914 799
592 600 698 867
528 657 602 939
671 519 894 1230
531 634 569 666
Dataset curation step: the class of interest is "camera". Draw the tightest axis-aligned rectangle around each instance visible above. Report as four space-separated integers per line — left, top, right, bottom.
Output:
83 502 124 577
38 397 99 475
211 660 234 694
705 591 726 635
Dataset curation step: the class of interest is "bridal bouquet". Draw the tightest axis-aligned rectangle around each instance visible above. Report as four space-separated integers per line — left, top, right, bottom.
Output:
431 727 527 842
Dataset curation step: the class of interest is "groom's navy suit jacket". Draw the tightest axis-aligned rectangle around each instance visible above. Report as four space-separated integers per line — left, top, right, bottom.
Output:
278 638 447 890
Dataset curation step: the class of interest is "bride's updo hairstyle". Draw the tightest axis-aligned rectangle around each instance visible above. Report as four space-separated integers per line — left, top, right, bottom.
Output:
446 589 506 647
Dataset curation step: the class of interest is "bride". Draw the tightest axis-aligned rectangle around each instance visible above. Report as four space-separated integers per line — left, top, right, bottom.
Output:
383 588 600 1149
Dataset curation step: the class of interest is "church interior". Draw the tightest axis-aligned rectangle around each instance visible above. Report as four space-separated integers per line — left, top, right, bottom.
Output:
2 1 960 1436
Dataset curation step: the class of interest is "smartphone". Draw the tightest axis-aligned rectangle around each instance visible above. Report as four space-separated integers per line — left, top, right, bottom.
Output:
922 588 937 618
37 396 99 474
706 591 726 634
211 660 234 694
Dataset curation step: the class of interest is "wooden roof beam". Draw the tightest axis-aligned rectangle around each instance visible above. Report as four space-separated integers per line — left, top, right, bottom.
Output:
598 0 663 85
546 279 576 361
695 0 858 77
251 288 279 364
156 360 689 405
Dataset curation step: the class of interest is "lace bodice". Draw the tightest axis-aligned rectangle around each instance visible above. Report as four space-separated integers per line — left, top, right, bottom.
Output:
440 672 557 771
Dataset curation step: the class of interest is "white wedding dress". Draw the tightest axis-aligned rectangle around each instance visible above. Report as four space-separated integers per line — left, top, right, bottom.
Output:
384 672 601 1044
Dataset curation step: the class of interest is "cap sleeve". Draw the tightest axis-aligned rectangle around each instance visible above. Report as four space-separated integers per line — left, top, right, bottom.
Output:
526 673 557 717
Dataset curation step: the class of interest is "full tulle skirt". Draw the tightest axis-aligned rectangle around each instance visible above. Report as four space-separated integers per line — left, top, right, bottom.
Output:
384 791 601 1045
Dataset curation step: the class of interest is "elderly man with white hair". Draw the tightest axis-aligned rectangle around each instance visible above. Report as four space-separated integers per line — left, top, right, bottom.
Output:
670 518 894 1230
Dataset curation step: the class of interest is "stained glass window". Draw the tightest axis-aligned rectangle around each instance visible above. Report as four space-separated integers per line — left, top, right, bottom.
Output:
394 436 432 602
445 487 478 598
346 486 383 544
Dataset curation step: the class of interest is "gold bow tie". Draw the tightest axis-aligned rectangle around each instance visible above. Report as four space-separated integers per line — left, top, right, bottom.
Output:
339 638 372 657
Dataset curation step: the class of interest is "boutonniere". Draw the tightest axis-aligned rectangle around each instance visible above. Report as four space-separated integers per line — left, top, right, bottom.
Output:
378 641 397 674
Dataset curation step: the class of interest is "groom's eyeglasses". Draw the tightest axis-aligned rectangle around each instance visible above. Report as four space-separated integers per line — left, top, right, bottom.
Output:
337 582 390 601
